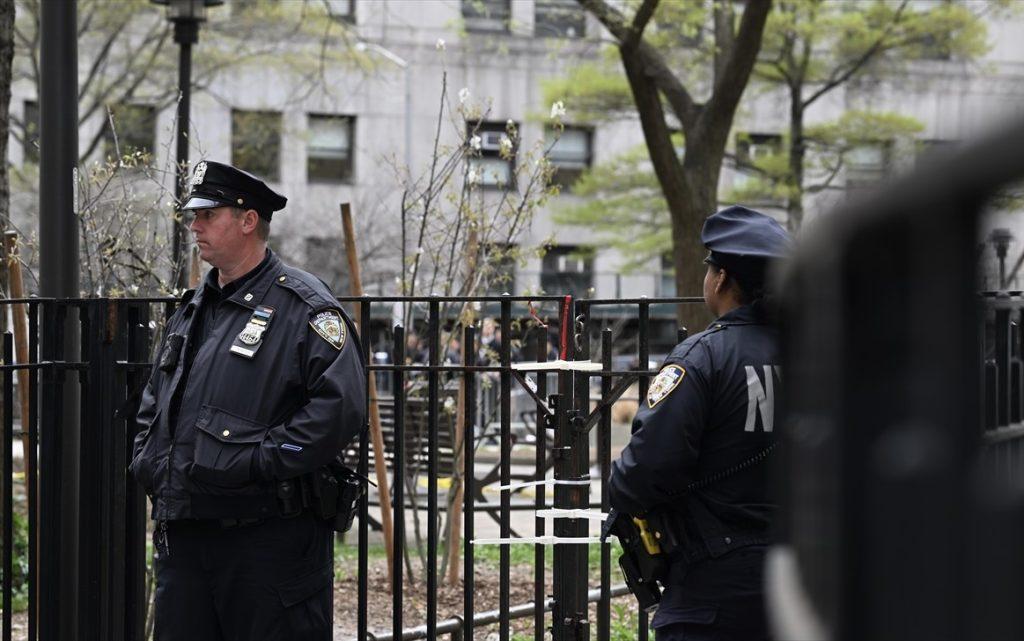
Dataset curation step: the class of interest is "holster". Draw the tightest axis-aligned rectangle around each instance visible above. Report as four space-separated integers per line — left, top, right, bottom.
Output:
278 463 365 533
602 509 669 613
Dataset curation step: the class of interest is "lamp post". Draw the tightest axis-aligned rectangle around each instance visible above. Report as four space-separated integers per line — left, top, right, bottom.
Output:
152 0 224 289
990 228 1014 289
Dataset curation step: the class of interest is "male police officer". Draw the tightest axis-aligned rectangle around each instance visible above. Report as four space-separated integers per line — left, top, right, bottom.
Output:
608 205 791 640
129 160 366 640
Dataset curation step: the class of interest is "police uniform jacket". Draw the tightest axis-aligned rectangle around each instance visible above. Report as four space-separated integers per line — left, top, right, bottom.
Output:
608 303 779 562
129 250 367 521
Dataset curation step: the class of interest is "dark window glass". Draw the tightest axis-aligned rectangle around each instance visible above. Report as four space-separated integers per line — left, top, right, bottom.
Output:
659 253 676 297
304 236 349 294
308 114 354 183
541 245 593 298
462 0 510 33
232 109 281 182
23 100 39 164
103 103 157 160
326 0 355 23
845 141 891 192
467 121 516 190
736 132 782 168
546 126 592 191
535 0 585 38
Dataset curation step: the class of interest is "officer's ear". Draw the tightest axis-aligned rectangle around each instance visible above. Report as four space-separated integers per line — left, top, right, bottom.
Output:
714 267 730 295
240 209 260 235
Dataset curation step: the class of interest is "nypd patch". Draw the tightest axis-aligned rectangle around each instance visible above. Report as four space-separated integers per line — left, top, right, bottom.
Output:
310 310 346 350
647 364 685 408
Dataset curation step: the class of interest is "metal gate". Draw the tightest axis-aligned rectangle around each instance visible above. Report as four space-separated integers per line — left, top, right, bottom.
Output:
0 293 714 641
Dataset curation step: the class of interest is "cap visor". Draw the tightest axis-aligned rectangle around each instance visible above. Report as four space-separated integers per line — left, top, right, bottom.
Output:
181 196 231 211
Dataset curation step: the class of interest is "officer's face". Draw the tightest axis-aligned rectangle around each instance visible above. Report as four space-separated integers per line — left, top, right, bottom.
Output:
189 206 247 267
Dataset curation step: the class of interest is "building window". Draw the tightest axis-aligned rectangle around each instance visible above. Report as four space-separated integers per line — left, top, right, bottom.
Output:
468 121 516 189
541 245 593 298
546 126 592 191
736 132 782 168
307 114 354 183
22 100 39 164
659 253 676 297
232 109 281 182
535 0 585 38
325 0 355 23
845 141 890 191
103 103 156 160
462 0 510 33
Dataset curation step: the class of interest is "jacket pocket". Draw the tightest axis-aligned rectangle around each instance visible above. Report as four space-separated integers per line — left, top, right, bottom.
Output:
190 405 266 488
277 565 332 635
128 410 162 491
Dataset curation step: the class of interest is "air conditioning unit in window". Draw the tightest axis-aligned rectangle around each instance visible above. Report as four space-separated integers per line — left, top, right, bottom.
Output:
480 131 506 151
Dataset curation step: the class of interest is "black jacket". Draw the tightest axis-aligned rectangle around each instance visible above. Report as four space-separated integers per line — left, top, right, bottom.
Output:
608 304 779 562
129 250 367 521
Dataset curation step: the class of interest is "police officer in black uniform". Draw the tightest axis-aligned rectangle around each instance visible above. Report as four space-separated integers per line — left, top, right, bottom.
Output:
129 160 367 641
608 205 791 640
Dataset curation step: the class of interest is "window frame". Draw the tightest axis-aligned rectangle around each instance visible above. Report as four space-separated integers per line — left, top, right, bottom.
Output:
231 108 283 182
462 0 511 34
534 0 586 38
540 244 594 298
545 125 593 192
467 120 517 190
306 113 356 184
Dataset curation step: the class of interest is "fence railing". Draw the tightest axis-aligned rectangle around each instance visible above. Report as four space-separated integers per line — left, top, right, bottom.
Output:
0 293 718 641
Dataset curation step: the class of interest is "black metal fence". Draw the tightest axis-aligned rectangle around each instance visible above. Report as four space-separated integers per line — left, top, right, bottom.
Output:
0 292 713 641
772 115 1024 641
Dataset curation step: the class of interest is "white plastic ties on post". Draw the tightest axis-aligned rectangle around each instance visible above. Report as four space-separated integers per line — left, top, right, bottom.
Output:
496 478 592 492
471 536 604 546
534 508 609 521
510 360 604 372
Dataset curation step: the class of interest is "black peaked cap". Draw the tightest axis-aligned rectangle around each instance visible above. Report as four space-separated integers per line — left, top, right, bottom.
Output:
180 160 287 221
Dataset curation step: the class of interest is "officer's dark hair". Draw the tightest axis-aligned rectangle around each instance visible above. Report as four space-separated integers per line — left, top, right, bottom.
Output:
231 207 270 241
706 261 762 305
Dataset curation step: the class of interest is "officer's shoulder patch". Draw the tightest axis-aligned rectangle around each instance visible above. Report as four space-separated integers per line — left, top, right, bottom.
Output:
647 364 686 408
310 309 346 350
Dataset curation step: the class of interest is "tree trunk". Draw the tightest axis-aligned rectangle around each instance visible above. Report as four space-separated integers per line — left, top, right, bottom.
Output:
787 88 806 231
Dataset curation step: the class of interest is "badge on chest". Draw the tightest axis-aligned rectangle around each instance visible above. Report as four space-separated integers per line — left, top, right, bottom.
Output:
230 306 274 359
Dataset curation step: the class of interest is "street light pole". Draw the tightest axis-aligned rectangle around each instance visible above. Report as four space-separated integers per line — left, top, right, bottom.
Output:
152 0 223 290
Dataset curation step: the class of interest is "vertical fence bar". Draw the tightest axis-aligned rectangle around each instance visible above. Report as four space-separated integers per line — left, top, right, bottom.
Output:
27 302 38 641
39 300 66 641
427 301 439 639
637 300 650 640
499 296 512 640
570 300 591 640
996 306 1011 426
463 325 477 641
358 299 371 641
534 326 549 641
123 302 149 641
392 324 406 640
598 328 613 641
77 301 101 638
4 333 13 641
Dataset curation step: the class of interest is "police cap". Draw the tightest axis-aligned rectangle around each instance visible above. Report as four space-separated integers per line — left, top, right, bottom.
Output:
702 205 791 287
180 160 287 221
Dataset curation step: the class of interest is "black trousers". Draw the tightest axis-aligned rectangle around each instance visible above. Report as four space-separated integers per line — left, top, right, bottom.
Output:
153 512 333 641
653 544 770 641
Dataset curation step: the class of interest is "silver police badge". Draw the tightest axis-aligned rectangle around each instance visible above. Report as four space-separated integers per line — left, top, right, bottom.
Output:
238 321 266 345
310 310 346 350
647 364 685 408
190 161 207 188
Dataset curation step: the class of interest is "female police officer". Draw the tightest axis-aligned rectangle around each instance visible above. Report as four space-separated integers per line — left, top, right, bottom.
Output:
608 205 791 640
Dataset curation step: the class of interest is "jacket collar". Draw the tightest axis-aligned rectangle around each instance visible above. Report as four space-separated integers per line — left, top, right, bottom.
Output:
710 303 762 328
187 249 281 312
